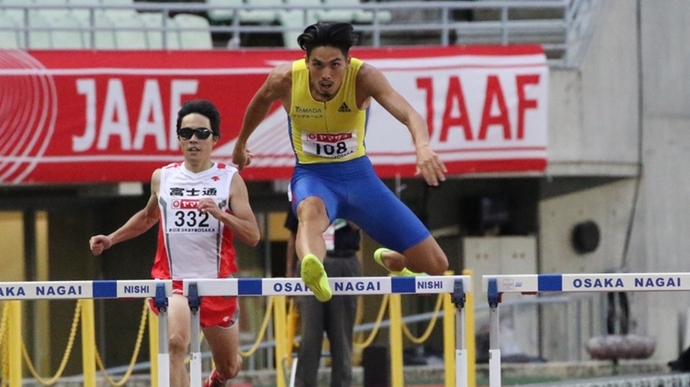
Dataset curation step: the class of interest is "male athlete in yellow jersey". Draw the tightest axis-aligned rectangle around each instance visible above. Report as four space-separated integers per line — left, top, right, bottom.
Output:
233 22 448 302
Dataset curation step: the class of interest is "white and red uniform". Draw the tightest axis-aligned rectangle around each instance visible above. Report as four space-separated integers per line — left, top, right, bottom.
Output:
149 162 239 328
152 162 238 280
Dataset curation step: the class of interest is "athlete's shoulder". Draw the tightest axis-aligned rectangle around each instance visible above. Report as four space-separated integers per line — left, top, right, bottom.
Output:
150 167 163 191
291 58 307 70
269 62 294 82
161 162 182 170
263 62 294 98
350 57 364 68
355 61 387 95
355 60 379 78
215 163 239 174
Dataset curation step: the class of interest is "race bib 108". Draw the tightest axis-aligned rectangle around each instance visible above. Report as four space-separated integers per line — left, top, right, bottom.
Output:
302 131 358 159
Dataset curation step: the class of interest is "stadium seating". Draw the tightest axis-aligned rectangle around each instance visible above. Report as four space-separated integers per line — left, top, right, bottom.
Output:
42 9 86 48
349 0 392 25
35 0 70 17
68 0 118 49
104 8 148 49
318 0 356 23
100 0 136 17
284 0 322 20
241 0 283 25
174 13 213 49
3 0 52 49
206 0 243 25
30 0 85 48
0 0 389 50
141 12 181 49
280 0 321 48
320 0 393 24
0 11 21 49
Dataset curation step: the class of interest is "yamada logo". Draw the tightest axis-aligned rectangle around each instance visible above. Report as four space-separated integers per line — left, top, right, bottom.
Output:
172 199 200 209
295 106 321 114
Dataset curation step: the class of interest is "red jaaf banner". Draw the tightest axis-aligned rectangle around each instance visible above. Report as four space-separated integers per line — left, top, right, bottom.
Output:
0 46 548 184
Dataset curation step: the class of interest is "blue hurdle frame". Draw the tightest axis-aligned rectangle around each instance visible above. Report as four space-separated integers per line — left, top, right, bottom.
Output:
0 276 470 387
184 275 472 387
0 279 174 387
482 272 690 387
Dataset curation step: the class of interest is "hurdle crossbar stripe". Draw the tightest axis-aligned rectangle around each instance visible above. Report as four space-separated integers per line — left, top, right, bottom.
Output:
0 279 173 300
482 272 690 387
2 281 174 387
183 275 471 387
182 275 470 297
482 272 690 293
1 276 470 387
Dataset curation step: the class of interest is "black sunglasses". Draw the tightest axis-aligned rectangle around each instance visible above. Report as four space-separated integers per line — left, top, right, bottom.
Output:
178 127 213 140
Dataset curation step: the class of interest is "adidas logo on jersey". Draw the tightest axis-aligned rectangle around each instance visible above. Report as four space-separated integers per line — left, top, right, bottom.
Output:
338 103 351 112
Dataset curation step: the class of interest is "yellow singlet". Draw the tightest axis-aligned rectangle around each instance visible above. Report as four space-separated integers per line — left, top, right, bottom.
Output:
289 57 367 164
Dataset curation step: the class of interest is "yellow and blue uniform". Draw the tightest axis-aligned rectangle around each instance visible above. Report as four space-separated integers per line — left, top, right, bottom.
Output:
288 58 429 253
289 58 367 163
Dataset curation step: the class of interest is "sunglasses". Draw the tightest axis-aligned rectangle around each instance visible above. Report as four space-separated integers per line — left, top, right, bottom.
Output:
177 127 213 140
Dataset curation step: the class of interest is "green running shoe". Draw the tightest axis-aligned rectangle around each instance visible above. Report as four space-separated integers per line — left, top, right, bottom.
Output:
301 254 332 302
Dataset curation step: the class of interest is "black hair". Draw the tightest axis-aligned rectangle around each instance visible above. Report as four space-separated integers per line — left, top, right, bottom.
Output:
176 99 221 137
297 22 358 58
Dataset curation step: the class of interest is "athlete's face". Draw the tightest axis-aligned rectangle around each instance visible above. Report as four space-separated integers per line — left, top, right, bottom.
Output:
306 46 350 101
178 113 217 163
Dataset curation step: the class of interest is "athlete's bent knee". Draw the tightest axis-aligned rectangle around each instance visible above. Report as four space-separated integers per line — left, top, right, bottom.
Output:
406 237 448 275
426 254 448 275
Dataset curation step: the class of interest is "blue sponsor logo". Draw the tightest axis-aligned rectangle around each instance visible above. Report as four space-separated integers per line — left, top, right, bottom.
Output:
634 277 681 288
124 285 150 294
334 281 381 292
572 278 624 288
36 285 83 296
417 280 443 290
273 282 309 293
0 286 26 297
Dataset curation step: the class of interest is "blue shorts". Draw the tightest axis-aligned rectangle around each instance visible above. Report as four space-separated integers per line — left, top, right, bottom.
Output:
290 156 430 253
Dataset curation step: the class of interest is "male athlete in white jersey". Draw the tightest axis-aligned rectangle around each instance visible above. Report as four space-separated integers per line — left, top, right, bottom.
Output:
89 99 260 387
232 22 449 303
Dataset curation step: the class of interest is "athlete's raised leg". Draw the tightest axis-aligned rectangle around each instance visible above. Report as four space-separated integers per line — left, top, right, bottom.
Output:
296 196 333 302
340 169 448 276
295 197 331 260
376 236 448 275
374 248 421 276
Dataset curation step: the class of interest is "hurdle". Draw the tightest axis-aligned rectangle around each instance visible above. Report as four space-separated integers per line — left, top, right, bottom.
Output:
0 279 173 387
0 276 469 387
482 272 690 387
183 275 471 387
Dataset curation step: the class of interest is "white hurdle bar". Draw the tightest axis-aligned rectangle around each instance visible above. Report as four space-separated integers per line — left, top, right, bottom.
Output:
182 275 472 387
482 272 690 387
0 279 173 387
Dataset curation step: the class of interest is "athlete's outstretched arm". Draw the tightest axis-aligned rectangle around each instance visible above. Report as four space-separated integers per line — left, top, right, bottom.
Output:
357 63 447 186
232 63 292 171
89 169 161 255
222 173 260 246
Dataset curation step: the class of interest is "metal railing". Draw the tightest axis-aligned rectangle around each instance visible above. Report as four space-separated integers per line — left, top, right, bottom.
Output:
0 0 603 66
